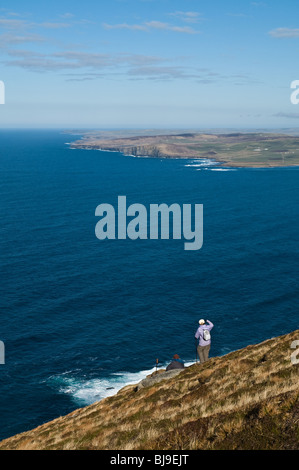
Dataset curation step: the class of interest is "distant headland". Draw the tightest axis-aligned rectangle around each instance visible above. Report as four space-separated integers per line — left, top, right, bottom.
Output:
69 129 299 168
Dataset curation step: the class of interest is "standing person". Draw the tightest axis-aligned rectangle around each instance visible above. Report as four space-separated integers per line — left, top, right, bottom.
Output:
195 319 214 363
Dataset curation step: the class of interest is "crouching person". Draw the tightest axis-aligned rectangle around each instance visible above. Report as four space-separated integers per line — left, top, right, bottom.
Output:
166 354 185 371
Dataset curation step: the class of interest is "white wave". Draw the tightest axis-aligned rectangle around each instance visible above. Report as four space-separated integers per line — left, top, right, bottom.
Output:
48 362 195 406
185 163 211 168
198 167 237 171
184 159 217 168
209 168 237 171
48 367 157 405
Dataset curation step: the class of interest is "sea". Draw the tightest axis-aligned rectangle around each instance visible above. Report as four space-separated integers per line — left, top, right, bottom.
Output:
0 129 298 441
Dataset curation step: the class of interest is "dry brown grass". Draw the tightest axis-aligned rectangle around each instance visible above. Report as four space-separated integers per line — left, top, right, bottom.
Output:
0 329 298 450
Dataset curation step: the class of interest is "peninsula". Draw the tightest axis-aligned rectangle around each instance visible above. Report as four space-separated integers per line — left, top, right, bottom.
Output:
70 131 299 168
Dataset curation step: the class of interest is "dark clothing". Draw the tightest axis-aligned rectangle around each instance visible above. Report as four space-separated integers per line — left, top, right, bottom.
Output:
166 359 185 371
197 344 210 363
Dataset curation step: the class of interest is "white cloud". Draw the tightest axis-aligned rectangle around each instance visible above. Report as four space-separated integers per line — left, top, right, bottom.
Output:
168 11 202 24
39 22 71 29
0 18 29 29
269 28 299 38
103 20 200 34
145 21 200 34
273 112 299 118
59 13 75 19
103 23 148 31
0 32 45 47
3 50 167 73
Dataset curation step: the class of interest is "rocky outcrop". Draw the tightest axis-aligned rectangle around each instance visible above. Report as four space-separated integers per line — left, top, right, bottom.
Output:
135 369 184 391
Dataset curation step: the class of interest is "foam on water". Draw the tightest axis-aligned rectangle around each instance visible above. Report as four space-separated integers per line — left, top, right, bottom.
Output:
48 362 195 406
196 167 238 171
208 168 238 171
184 159 217 168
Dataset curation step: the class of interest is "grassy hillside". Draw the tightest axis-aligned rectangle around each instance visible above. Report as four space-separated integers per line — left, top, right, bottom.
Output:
0 329 298 450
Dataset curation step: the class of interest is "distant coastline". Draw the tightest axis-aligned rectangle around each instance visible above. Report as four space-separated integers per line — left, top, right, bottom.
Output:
69 130 299 168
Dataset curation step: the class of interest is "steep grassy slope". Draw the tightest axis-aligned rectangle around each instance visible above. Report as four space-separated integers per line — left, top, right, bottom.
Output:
0 329 298 450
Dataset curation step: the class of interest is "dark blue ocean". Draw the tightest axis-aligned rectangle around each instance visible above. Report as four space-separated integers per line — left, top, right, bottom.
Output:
0 129 298 441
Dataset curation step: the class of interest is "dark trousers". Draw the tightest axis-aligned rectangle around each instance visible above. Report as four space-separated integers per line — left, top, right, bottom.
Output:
197 344 211 363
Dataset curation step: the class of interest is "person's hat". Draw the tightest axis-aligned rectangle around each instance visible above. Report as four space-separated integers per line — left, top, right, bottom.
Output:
199 319 205 325
173 354 180 359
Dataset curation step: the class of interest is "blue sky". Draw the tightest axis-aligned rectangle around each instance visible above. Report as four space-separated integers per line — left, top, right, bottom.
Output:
0 0 299 128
